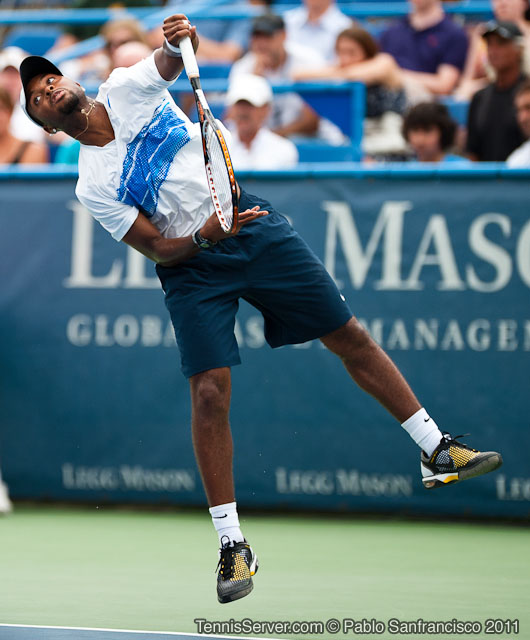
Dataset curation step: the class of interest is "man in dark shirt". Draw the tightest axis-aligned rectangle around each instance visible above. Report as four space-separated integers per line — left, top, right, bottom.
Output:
379 0 468 96
466 21 526 162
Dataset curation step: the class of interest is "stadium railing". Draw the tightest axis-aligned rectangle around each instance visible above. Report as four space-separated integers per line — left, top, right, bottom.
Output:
2 164 529 180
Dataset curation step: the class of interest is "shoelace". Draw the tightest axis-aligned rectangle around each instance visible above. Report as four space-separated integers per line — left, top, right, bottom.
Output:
442 432 477 452
216 536 238 579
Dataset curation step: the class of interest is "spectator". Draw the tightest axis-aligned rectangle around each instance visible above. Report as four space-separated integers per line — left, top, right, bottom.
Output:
225 74 298 169
284 0 352 62
111 40 152 72
492 0 530 47
466 21 527 161
507 79 530 166
379 0 468 98
403 102 470 163
102 17 149 59
457 0 530 99
0 47 45 143
0 87 48 165
62 17 150 85
230 14 344 143
164 0 273 63
101 17 151 80
231 15 325 79
294 26 408 157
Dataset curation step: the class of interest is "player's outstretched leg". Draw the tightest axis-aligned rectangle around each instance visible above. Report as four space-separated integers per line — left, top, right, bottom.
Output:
320 317 502 488
189 367 258 603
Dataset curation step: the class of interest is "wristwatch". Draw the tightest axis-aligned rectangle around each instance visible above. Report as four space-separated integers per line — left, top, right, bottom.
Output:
192 229 217 250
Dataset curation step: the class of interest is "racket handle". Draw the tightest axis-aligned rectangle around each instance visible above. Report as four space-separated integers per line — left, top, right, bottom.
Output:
180 36 199 79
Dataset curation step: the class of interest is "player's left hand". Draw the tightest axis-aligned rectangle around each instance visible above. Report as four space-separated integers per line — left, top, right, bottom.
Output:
163 14 199 52
200 206 268 243
233 206 269 234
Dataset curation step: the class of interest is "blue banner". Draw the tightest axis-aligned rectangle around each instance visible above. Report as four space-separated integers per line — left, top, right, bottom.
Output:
0 169 529 518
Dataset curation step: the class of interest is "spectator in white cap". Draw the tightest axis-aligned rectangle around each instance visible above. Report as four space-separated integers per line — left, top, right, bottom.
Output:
0 47 46 143
225 74 299 170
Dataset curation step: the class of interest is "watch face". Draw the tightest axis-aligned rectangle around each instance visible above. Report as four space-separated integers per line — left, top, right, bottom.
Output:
194 230 215 249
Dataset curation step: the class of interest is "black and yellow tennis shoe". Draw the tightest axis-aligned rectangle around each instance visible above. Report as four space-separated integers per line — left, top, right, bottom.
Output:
421 432 502 489
216 536 259 604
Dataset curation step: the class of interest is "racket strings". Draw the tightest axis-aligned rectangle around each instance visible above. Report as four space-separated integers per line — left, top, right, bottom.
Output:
204 124 235 231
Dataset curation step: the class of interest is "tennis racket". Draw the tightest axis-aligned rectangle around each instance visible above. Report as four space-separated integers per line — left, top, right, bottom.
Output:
179 36 238 233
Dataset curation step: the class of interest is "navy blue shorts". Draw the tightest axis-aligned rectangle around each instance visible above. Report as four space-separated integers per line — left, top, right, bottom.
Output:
156 189 353 378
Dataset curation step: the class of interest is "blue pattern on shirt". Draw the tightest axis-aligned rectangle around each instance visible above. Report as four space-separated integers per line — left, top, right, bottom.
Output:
117 101 190 216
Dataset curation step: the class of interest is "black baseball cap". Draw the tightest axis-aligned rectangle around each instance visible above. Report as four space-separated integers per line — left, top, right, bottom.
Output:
482 20 523 42
19 55 63 125
251 14 285 36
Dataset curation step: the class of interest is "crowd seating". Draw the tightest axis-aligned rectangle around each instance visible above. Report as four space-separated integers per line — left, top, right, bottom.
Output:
0 1 510 164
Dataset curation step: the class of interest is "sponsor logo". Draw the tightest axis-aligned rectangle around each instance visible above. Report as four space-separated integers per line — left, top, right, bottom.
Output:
64 199 530 292
61 463 195 493
322 200 530 293
275 467 413 498
496 474 530 501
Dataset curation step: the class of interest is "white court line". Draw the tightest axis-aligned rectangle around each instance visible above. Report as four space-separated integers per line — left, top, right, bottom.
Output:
0 624 279 640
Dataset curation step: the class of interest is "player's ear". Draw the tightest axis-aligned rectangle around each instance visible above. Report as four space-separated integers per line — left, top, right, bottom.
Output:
43 125 59 135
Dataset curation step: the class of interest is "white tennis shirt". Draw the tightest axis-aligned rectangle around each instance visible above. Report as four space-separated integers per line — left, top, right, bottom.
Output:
76 53 222 241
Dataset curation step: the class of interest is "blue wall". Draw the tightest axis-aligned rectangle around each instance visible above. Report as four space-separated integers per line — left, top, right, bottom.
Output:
0 167 529 518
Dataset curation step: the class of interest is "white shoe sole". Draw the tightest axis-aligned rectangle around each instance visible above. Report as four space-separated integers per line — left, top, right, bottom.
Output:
421 453 502 490
250 549 259 576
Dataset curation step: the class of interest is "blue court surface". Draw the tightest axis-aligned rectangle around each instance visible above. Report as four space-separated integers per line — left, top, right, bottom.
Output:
0 627 275 640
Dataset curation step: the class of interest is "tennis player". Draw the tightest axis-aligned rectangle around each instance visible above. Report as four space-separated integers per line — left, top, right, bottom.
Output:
19 14 502 604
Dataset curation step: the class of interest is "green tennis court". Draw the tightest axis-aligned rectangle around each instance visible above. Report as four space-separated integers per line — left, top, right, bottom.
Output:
1 506 528 639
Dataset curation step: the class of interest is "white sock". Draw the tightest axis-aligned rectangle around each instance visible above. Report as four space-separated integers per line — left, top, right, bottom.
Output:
401 407 443 456
209 501 244 545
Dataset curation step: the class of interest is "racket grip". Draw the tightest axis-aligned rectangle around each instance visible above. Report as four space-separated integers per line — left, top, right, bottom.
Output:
180 36 199 79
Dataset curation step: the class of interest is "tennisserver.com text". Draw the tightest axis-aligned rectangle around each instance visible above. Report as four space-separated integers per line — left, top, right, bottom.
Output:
194 617 520 635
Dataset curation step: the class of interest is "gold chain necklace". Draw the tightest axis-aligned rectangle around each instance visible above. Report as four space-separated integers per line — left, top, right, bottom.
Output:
74 99 97 140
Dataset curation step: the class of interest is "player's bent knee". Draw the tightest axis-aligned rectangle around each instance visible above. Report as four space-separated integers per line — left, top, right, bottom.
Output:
190 368 231 416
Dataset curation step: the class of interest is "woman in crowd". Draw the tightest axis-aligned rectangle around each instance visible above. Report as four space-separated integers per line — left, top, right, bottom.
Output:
0 87 48 165
61 17 151 85
293 26 408 158
101 17 151 76
402 102 470 163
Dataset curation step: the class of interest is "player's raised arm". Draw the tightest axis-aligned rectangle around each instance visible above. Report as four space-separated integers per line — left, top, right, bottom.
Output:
154 14 199 81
